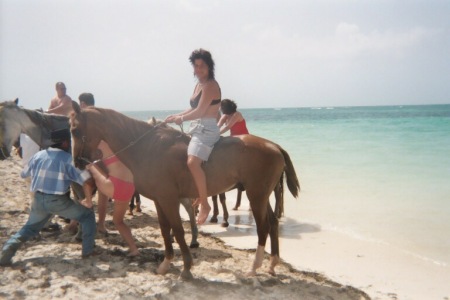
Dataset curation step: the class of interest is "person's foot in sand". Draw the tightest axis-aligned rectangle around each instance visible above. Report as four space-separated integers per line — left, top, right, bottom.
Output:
193 198 211 225
127 250 140 257
96 222 108 236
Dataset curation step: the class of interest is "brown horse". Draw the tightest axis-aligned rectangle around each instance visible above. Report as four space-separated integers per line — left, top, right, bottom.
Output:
210 175 285 227
69 103 300 279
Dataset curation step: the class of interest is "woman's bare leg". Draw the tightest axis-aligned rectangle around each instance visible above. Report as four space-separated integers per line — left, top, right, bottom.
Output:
187 155 210 225
97 192 108 233
113 200 139 256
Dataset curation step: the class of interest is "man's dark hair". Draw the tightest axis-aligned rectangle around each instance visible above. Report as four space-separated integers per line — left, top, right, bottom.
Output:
78 93 95 106
189 48 215 80
50 128 71 152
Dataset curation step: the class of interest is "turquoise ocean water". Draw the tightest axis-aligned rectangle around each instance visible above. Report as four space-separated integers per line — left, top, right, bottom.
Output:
124 104 450 267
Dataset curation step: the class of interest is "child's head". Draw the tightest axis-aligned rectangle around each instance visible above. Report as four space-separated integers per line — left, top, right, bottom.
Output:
220 99 237 115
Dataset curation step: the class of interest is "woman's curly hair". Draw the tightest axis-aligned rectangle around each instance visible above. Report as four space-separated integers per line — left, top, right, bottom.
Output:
189 48 215 80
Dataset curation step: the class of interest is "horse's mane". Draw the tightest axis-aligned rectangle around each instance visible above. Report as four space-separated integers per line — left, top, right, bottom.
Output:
81 106 190 145
23 108 69 129
0 100 69 129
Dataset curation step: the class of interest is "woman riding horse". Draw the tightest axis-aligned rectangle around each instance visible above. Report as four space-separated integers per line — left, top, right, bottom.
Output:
69 102 300 279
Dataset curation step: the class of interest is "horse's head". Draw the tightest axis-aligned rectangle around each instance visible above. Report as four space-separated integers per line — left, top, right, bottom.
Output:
69 101 102 169
0 98 22 160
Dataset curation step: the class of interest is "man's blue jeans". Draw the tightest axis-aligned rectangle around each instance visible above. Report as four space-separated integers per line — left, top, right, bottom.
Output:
2 191 96 258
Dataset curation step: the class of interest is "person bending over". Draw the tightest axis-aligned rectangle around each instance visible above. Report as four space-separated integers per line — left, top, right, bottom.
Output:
215 99 249 210
0 129 96 266
86 140 139 256
218 99 249 135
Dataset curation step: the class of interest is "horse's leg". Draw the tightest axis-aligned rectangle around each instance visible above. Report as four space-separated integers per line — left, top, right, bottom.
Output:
159 200 193 280
267 203 280 275
210 195 219 223
233 189 242 210
154 201 175 275
136 193 142 212
274 175 284 219
219 193 229 227
246 189 272 276
128 195 135 215
180 198 199 248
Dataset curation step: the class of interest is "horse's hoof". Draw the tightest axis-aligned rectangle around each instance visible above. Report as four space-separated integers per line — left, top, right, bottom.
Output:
127 211 133 216
189 242 200 249
137 208 142 212
210 216 218 223
221 222 229 228
180 269 194 281
232 207 239 211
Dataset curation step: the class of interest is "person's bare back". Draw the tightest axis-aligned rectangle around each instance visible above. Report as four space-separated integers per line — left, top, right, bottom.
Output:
47 82 73 116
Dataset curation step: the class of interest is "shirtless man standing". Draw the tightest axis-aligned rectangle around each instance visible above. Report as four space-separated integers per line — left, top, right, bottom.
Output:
47 82 73 116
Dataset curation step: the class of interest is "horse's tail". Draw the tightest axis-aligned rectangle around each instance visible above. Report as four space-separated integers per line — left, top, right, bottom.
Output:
278 145 300 198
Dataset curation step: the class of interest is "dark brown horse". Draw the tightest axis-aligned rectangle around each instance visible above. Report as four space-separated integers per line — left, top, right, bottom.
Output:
69 103 300 279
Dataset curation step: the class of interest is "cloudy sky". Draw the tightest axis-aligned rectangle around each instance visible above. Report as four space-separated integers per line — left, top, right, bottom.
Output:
1 0 449 111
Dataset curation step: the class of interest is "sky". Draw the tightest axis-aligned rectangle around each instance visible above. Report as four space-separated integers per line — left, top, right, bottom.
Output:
1 0 449 111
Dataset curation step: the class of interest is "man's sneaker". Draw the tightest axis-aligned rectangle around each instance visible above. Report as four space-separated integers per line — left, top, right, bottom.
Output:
82 249 102 259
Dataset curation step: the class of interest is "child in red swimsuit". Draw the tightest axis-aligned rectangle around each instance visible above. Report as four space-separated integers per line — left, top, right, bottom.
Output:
86 140 139 256
216 99 249 210
218 99 249 135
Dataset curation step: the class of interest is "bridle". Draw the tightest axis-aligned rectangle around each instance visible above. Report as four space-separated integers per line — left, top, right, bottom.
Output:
76 121 167 165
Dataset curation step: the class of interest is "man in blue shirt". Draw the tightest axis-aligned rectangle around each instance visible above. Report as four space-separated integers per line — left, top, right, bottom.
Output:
0 129 97 266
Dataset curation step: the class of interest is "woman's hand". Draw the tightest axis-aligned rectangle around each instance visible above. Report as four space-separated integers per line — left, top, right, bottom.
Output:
165 115 184 125
174 115 183 125
165 115 176 123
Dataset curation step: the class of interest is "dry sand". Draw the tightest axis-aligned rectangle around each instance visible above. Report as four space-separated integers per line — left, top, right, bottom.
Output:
0 155 369 300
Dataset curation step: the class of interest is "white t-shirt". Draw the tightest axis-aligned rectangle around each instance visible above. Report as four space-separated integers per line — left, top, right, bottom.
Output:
19 134 40 166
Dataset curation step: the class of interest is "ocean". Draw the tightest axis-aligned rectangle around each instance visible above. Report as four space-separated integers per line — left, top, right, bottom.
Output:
123 104 450 275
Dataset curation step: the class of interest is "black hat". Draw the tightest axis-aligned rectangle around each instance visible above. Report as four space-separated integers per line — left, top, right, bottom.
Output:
50 128 71 144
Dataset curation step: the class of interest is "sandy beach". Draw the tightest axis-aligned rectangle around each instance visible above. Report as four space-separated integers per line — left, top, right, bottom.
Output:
0 155 369 299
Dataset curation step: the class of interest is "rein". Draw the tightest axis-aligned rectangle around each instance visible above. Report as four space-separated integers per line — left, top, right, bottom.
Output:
77 121 167 165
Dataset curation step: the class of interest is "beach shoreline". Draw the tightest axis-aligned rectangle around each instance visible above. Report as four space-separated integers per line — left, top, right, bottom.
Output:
192 190 450 300
0 155 369 300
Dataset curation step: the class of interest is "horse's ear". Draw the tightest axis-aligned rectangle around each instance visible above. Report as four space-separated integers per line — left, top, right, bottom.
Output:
151 117 156 124
14 98 19 105
72 100 81 114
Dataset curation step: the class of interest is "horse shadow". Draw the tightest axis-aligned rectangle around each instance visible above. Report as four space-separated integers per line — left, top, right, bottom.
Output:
207 214 321 241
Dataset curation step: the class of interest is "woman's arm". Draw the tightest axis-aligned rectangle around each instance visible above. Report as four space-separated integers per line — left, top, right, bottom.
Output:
220 112 241 134
86 163 114 198
165 108 193 123
218 115 231 134
217 114 228 128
